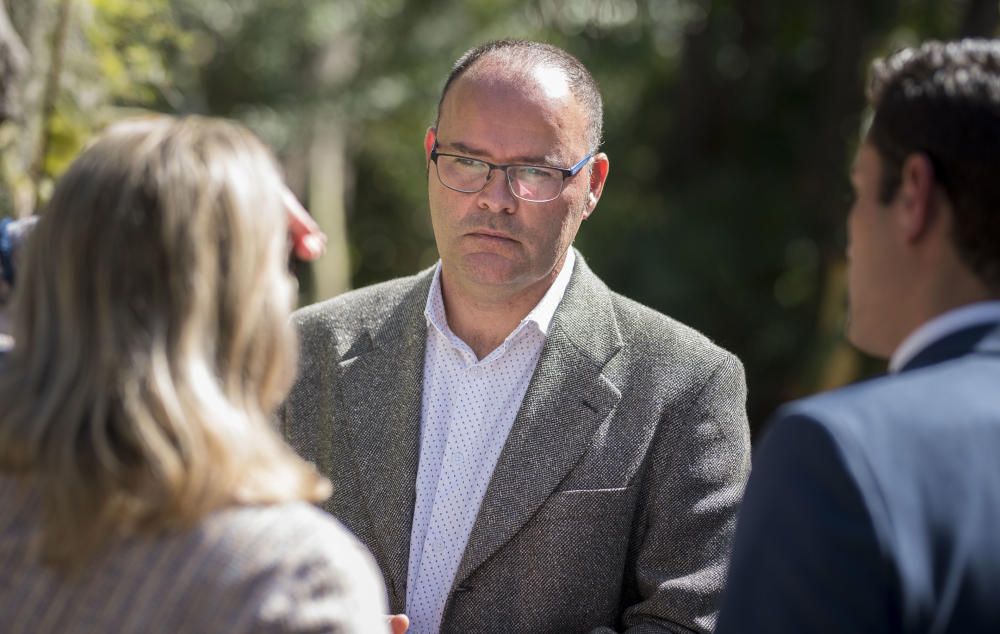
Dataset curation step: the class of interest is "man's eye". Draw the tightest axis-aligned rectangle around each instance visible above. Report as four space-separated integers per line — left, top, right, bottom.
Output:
520 167 557 180
454 157 482 168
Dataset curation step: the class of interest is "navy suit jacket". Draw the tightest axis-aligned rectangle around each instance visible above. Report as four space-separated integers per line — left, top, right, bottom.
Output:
716 322 1000 633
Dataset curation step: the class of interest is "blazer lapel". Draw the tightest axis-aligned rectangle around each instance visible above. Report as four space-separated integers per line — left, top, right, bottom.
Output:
453 253 624 587
335 272 432 610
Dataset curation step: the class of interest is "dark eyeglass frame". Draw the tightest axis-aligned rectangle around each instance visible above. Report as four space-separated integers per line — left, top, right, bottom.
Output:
429 143 594 203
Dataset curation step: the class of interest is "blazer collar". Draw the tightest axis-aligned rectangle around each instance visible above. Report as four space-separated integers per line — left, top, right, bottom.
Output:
901 321 1000 373
452 250 625 588
337 253 626 608
335 268 433 611
552 249 626 367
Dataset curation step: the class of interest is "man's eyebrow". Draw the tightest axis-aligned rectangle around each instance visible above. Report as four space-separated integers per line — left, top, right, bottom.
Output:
442 140 551 166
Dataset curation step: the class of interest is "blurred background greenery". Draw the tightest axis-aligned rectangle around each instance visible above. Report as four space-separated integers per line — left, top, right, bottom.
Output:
1 0 996 434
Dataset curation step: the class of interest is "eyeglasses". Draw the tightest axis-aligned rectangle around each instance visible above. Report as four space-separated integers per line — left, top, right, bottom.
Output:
430 144 594 203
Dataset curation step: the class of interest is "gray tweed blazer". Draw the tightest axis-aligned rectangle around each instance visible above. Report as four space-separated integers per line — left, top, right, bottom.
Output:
282 251 750 634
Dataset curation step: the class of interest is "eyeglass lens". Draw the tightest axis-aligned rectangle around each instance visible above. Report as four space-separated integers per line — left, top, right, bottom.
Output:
435 155 563 202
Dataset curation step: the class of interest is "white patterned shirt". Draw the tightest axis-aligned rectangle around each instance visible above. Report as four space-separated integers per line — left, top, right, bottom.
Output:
404 249 576 634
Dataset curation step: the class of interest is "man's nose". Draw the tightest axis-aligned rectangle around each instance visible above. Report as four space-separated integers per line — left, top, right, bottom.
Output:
476 168 516 213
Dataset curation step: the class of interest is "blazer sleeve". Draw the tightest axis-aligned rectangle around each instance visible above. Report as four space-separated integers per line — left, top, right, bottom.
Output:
604 352 751 634
714 412 894 634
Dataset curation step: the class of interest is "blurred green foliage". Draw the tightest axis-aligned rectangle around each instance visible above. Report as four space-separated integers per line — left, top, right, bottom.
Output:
2 0 996 432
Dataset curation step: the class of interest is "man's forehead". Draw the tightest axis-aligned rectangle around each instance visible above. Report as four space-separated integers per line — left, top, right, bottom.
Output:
455 56 575 106
437 138 551 165
438 64 586 164
530 64 572 100
849 142 882 181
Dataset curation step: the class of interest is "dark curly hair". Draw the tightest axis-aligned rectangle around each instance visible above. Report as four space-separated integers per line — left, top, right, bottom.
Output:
867 39 1000 290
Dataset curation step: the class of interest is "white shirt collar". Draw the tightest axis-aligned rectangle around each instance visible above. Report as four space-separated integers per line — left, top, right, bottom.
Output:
424 248 576 344
522 248 576 336
889 300 1000 373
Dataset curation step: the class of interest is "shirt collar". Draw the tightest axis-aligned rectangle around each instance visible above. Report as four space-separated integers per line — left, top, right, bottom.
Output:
889 300 1000 373
522 248 575 336
423 248 576 343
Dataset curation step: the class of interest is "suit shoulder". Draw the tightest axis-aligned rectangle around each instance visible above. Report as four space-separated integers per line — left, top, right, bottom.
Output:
292 269 430 337
597 291 746 420
776 356 1000 468
610 291 739 369
781 357 994 429
768 376 900 455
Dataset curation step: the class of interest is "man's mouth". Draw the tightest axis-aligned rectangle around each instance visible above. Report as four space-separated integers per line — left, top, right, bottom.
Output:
467 229 517 242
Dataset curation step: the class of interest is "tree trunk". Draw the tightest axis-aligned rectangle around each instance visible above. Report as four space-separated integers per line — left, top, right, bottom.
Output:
307 111 353 301
0 0 28 217
3 0 53 217
0 0 28 125
30 0 73 194
959 0 999 37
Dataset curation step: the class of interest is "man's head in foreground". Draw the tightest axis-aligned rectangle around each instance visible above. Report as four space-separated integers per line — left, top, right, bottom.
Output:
423 40 610 302
847 39 1000 357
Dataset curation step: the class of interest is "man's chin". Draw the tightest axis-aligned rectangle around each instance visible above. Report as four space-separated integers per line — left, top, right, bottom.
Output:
461 270 523 290
457 252 522 282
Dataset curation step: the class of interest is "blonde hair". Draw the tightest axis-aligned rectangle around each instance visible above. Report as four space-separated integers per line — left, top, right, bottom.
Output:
0 116 329 568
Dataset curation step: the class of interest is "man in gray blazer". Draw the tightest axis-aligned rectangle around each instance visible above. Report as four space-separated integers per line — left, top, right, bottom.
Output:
282 39 750 634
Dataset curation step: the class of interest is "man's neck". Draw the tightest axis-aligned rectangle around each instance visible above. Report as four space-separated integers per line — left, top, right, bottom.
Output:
915 263 998 334
884 259 999 363
439 268 559 360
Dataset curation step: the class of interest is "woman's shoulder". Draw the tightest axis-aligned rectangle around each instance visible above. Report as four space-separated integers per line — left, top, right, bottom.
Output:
199 501 382 583
0 489 389 634
197 502 390 633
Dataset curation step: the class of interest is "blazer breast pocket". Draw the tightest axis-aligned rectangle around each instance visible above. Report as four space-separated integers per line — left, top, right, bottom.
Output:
541 486 635 524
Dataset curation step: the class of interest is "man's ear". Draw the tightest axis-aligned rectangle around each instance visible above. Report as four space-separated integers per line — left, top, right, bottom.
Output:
896 153 936 242
424 127 437 162
582 153 610 220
